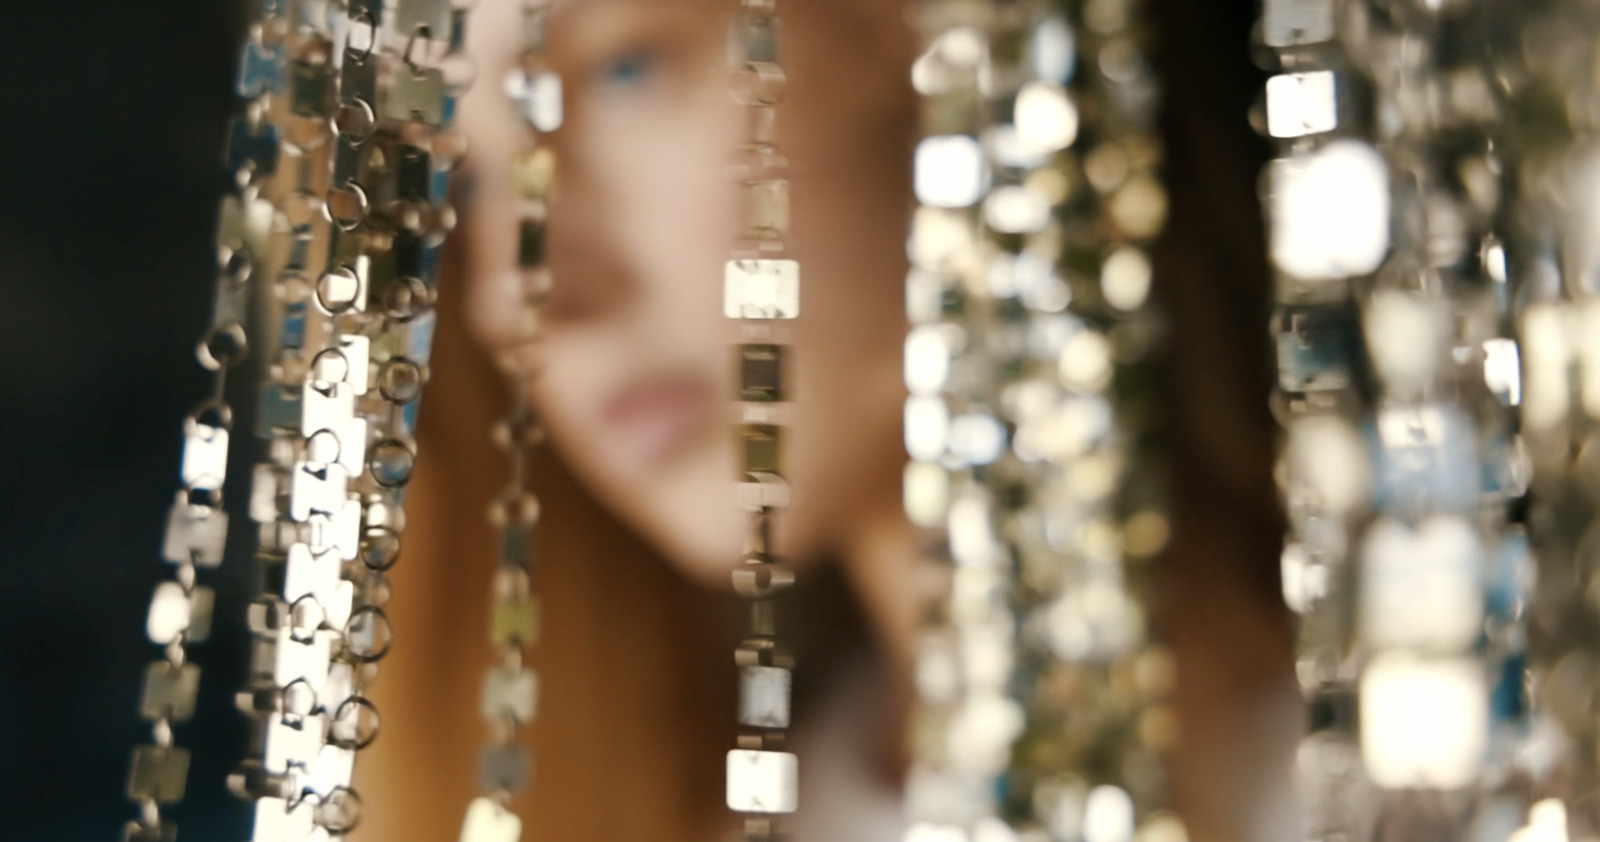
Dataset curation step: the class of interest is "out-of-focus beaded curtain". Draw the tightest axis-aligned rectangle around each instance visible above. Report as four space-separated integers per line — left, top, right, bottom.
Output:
0 1 1282 840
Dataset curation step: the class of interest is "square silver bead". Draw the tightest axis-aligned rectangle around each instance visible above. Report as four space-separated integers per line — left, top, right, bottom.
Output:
1268 142 1389 280
385 66 447 127
1264 0 1333 47
264 714 326 774
146 582 214 644
739 13 780 64
285 543 353 630
272 627 334 691
740 424 782 475
915 135 986 208
482 666 538 724
304 743 355 797
1266 70 1337 138
507 69 564 133
289 461 350 522
180 420 229 491
127 745 190 804
140 661 200 722
737 474 791 511
742 179 790 240
253 796 315 842
739 344 785 402
334 335 371 395
739 666 791 729
479 744 533 794
725 749 798 814
724 259 800 320
303 498 361 561
162 494 228 567
300 379 355 440
395 0 451 43
461 796 522 842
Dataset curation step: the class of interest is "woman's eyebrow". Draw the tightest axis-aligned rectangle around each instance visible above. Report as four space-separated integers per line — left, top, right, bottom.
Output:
547 0 708 58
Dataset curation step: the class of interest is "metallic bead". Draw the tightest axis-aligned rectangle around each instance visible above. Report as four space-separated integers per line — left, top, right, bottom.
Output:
725 750 798 814
127 746 190 804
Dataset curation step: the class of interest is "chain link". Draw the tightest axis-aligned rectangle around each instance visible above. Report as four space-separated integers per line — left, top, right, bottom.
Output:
457 3 560 840
902 1 1175 839
1259 0 1528 836
120 0 285 831
124 162 249 842
900 5 1012 836
1506 1 1600 837
722 0 802 836
198 0 477 837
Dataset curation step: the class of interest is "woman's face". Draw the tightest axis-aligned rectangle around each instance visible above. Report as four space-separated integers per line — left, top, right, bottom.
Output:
461 0 913 583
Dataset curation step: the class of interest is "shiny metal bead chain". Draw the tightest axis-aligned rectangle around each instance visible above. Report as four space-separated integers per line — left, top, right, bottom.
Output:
458 2 561 841
722 0 803 835
1259 0 1528 837
902 1 1178 840
121 14 266 833
1506 0 1600 837
176 0 479 838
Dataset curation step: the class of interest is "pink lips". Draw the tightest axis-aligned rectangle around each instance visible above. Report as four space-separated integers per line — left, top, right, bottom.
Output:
600 373 716 471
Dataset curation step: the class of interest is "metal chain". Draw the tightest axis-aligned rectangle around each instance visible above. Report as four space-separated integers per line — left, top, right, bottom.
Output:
458 2 560 840
723 0 801 834
996 1 1177 838
902 1 1177 840
901 3 1013 835
122 30 267 835
206 0 475 838
1505 1 1600 837
1259 0 1528 837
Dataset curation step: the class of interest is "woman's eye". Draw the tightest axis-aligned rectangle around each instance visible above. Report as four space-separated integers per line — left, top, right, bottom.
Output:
594 49 659 90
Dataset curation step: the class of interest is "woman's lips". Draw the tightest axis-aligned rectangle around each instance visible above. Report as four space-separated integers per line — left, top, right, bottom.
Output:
600 372 716 471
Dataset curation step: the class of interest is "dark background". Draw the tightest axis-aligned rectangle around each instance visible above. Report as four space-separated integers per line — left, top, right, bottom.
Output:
0 0 255 836
0 0 1277 838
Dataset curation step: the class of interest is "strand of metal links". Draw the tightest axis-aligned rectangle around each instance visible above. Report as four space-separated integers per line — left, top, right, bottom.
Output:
458 3 561 839
1258 0 1528 837
900 3 1006 837
901 1 1177 840
123 59 266 836
995 2 1176 839
216 0 474 838
1507 1 1600 837
722 0 801 834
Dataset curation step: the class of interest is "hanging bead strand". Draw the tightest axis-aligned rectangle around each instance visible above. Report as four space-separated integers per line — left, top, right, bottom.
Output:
1257 1 1383 832
226 0 474 838
1260 0 1527 836
1507 0 1600 836
458 3 560 840
723 0 801 834
120 2 278 833
901 2 1006 837
998 0 1178 839
904 1 1178 840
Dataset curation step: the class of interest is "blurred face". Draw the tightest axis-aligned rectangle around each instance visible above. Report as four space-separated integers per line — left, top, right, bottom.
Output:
460 0 913 583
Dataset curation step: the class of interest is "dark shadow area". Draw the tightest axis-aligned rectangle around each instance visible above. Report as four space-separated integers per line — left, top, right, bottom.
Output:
0 1 254 838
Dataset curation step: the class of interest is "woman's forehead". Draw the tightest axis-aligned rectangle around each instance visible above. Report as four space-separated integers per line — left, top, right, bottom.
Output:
471 0 727 55
550 0 727 19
